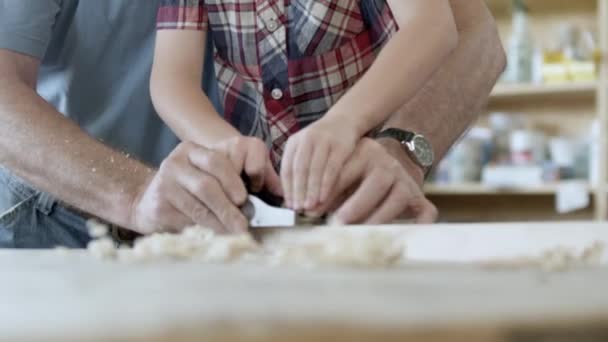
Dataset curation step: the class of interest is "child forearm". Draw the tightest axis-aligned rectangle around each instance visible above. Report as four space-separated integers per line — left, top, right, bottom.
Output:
151 30 240 148
323 1 458 137
151 79 240 147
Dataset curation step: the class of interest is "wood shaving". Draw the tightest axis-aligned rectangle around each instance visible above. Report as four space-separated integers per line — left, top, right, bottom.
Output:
128 228 258 263
88 226 259 264
86 220 109 239
264 228 404 268
53 246 72 257
482 241 605 272
86 221 605 271
86 224 404 268
87 238 117 260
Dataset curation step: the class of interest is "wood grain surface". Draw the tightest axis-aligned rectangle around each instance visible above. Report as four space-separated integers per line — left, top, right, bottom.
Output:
2 222 608 341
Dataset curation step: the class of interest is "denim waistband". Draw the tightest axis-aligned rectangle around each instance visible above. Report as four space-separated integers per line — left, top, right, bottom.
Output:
0 166 37 200
0 166 56 214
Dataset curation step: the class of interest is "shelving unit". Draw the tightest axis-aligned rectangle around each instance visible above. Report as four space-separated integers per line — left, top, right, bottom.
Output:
490 82 597 100
425 0 608 222
424 183 591 196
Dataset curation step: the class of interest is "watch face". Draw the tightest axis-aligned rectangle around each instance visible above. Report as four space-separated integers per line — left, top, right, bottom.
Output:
412 135 435 167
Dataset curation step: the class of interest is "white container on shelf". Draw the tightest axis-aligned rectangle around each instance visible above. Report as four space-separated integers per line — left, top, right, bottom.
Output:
510 130 537 165
448 138 484 183
550 137 576 168
532 47 544 84
489 112 524 164
590 120 600 186
482 165 544 187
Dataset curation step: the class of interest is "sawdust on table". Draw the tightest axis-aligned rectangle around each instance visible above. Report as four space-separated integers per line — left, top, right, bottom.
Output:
85 221 405 269
481 241 605 272
84 221 606 271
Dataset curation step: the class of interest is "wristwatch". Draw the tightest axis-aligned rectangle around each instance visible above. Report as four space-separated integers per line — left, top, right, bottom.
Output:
375 128 435 176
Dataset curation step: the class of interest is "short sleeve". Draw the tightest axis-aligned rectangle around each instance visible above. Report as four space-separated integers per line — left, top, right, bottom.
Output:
361 0 399 44
0 0 62 59
157 0 208 31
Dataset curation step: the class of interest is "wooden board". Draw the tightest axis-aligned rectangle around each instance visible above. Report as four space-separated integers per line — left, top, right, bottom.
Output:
2 222 608 341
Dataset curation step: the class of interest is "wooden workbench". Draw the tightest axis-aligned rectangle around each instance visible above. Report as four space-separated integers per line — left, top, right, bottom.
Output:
2 222 608 341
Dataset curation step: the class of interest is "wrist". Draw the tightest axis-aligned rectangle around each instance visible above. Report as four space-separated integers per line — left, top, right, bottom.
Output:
377 137 425 188
124 169 155 232
323 109 370 138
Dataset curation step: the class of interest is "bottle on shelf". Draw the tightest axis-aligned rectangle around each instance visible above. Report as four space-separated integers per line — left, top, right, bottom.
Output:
503 0 534 84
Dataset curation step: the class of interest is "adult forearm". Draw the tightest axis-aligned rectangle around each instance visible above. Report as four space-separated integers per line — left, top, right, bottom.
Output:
0 81 152 228
327 0 458 137
381 0 506 168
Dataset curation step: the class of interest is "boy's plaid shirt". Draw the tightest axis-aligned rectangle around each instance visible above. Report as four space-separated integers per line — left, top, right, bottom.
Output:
157 0 398 167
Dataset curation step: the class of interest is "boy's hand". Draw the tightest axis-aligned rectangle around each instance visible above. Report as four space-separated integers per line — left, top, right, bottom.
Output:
281 119 358 211
212 136 283 197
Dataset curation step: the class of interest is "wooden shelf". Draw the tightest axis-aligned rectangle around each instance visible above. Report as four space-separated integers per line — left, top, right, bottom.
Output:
490 82 597 100
424 183 592 196
431 0 608 222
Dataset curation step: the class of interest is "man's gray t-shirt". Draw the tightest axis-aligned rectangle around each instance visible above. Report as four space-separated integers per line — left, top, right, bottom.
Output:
0 0 220 167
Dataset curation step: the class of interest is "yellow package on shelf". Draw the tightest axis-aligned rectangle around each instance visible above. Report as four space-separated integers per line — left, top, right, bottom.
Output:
569 61 597 82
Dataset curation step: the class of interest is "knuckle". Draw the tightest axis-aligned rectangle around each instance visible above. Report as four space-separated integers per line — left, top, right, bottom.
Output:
394 186 410 204
220 208 246 230
308 167 323 180
310 165 323 177
196 177 215 195
335 139 350 150
149 201 166 221
322 166 337 184
154 178 169 194
245 164 264 177
158 159 171 173
390 164 405 177
325 165 338 179
220 207 239 224
388 158 402 171
178 141 193 151
326 153 340 167
195 153 211 170
158 159 177 175
376 174 393 190
191 205 211 223
203 151 223 169
234 137 249 150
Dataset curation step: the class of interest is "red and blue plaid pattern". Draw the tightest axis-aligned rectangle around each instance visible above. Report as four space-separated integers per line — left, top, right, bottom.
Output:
157 0 398 167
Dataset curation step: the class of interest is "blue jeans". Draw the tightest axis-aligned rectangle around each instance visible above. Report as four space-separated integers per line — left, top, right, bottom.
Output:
0 167 92 249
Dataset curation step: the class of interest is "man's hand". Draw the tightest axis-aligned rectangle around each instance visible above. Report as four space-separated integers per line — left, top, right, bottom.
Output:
307 138 438 225
129 137 281 235
281 118 358 212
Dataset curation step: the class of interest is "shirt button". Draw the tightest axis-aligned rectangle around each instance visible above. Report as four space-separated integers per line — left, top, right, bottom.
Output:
266 18 279 32
271 88 284 100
